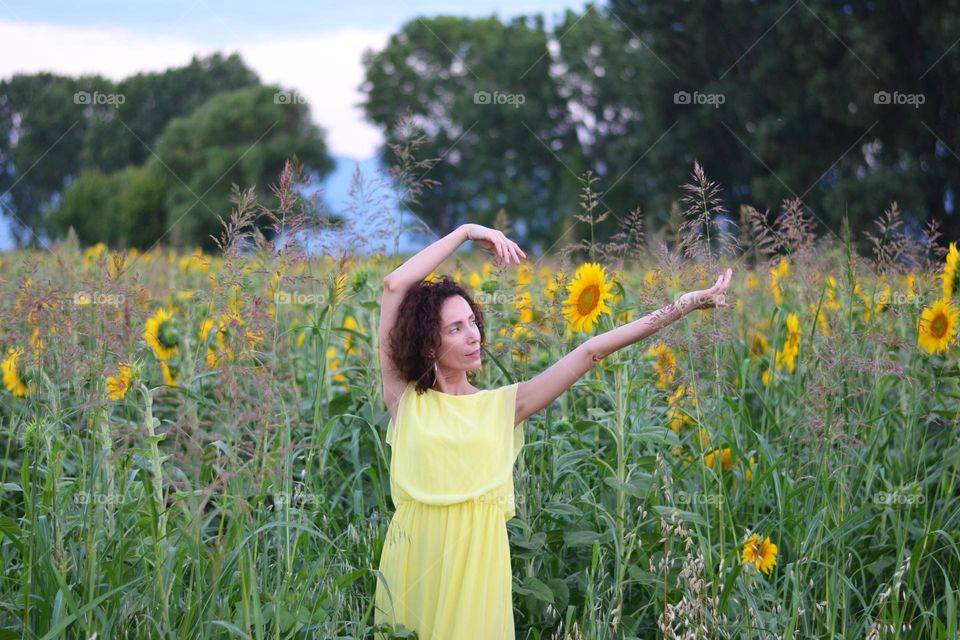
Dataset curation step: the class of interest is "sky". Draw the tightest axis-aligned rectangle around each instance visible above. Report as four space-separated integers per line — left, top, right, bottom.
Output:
0 0 591 160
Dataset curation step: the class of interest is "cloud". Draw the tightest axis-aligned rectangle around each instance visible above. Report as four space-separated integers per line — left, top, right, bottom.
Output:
240 28 390 159
0 19 390 158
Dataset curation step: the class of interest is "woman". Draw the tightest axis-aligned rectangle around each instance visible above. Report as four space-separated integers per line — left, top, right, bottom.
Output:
374 223 732 638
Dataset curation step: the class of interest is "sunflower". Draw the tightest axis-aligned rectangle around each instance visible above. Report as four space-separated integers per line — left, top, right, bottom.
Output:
512 291 534 324
343 315 365 356
30 327 44 358
942 241 959 298
326 346 347 382
562 263 615 333
757 537 779 575
917 297 959 354
544 271 568 301
106 362 134 400
784 312 801 356
666 384 697 433
809 302 830 337
144 308 179 361
768 256 790 305
647 342 677 388
705 447 734 471
742 533 778 575
748 327 770 358
517 263 533 287
200 315 231 368
2 347 30 397
160 361 179 387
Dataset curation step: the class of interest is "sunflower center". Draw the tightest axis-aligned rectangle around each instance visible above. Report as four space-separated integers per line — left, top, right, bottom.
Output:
577 285 600 315
158 320 179 348
930 313 948 339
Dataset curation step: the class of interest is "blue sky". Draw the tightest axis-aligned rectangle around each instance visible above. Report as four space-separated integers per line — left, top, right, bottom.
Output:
1 0 591 159
0 1 591 249
2 1 590 46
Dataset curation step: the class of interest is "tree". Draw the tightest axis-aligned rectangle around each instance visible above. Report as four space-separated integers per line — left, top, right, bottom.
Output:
0 53 260 247
361 15 582 248
80 53 260 173
607 0 960 248
152 84 334 252
0 73 91 245
44 163 167 248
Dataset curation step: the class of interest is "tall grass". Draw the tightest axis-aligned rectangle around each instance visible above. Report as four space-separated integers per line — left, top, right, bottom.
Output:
0 120 958 639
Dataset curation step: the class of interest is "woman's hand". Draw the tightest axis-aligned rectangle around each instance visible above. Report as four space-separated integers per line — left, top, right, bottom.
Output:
462 223 526 265
679 268 733 312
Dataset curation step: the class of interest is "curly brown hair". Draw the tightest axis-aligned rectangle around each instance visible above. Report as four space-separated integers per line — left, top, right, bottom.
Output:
387 275 486 395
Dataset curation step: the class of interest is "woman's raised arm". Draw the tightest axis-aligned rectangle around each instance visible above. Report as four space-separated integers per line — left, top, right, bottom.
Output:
514 268 733 426
379 224 526 416
383 224 524 293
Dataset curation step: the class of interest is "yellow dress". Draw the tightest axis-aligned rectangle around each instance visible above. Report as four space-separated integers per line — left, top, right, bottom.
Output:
374 381 525 639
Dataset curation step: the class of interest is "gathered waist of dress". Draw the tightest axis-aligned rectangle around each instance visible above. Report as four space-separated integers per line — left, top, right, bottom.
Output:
395 490 514 512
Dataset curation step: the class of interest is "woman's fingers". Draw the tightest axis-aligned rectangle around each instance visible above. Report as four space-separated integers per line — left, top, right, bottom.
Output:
509 241 525 263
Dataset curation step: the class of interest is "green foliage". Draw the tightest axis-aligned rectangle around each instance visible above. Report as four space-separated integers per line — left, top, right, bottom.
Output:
361 15 582 246
152 84 334 251
2 53 333 251
359 1 960 251
44 163 167 248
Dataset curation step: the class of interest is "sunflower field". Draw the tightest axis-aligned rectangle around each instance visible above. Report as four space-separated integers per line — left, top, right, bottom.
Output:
0 163 959 639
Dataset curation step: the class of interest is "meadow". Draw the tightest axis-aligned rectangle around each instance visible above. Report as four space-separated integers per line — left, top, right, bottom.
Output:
0 157 958 639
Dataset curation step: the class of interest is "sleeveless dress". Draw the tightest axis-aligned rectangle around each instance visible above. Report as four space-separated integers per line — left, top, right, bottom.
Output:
374 381 525 639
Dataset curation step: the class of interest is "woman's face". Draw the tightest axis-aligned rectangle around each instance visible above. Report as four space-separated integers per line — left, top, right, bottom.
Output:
435 295 482 372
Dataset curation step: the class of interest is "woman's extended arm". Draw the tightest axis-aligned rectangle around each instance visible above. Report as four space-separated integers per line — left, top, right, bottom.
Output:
514 268 732 425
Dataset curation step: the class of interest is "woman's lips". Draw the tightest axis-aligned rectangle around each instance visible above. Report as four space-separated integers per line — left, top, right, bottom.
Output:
467 349 481 357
